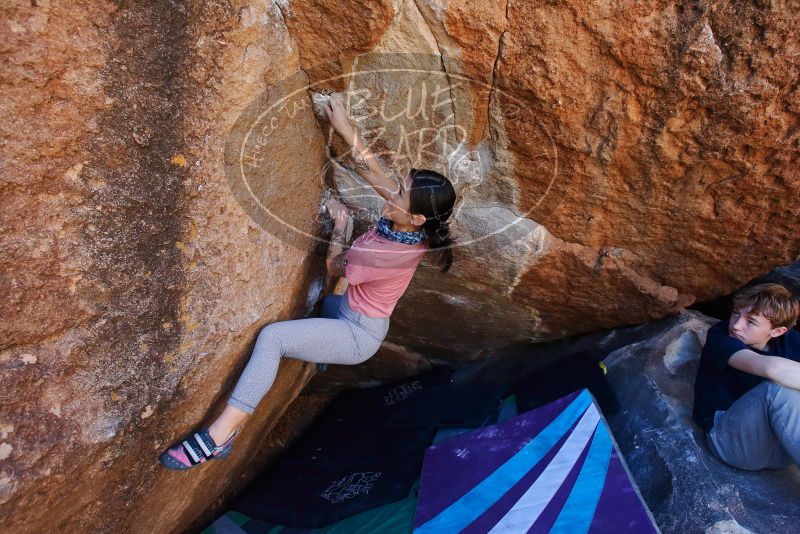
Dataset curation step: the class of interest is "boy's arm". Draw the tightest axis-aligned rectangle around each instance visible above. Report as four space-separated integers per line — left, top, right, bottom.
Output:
729 350 800 390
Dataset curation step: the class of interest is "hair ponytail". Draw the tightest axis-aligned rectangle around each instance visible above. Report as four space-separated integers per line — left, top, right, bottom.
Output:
408 169 456 273
423 218 454 272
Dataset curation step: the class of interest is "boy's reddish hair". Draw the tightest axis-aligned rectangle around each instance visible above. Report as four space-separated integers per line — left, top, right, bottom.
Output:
733 282 800 329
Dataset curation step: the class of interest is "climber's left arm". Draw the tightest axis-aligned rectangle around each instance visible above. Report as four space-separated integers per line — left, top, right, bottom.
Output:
325 197 350 278
326 250 348 279
325 94 401 202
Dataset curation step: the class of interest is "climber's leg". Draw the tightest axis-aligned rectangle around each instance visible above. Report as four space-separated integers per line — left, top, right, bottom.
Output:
161 296 389 469
209 304 388 443
315 294 347 374
208 404 249 446
320 294 345 319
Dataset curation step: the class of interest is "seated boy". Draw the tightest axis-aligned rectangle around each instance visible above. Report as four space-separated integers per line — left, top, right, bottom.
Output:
693 282 800 470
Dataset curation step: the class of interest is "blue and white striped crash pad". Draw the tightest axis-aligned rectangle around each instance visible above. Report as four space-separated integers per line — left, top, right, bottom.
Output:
413 389 658 533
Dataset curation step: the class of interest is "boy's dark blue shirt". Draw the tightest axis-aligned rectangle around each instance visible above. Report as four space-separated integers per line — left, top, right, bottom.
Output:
693 321 800 432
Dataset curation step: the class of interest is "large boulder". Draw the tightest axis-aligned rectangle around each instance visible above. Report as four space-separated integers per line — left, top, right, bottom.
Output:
1 1 328 532
277 0 800 355
604 311 800 533
2 0 799 531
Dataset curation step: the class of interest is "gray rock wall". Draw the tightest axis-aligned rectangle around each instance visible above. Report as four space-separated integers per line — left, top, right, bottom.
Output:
605 312 800 533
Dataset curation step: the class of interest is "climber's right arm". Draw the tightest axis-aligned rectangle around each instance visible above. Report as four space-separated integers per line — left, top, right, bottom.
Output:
347 129 403 202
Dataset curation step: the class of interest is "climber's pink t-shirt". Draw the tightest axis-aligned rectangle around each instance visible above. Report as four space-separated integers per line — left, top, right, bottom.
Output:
345 228 428 318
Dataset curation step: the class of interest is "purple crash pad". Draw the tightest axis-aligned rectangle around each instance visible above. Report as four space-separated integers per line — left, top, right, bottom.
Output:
413 389 659 533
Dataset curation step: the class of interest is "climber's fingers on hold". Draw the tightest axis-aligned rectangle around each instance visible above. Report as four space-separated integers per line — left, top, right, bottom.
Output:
330 95 347 118
325 197 349 221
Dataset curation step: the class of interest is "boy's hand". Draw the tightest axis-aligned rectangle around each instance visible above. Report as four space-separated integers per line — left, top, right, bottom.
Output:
325 196 350 228
324 94 354 138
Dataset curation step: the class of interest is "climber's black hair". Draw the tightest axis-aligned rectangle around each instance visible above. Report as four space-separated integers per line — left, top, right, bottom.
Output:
408 168 456 272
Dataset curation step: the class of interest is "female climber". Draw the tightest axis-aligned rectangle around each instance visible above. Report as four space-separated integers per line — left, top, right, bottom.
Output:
159 94 457 469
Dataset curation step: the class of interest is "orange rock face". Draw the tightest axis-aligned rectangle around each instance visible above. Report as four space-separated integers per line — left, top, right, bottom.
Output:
2 0 799 531
2 1 327 532
490 0 800 339
277 0 798 357
277 0 398 86
496 1 800 294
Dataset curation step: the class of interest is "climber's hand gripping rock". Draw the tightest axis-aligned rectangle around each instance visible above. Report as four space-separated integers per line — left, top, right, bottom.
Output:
325 196 350 228
324 94 354 138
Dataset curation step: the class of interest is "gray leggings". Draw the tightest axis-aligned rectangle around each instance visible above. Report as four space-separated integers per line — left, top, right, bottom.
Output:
228 292 390 414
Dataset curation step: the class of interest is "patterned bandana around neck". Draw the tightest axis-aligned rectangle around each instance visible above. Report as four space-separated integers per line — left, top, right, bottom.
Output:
376 216 426 245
